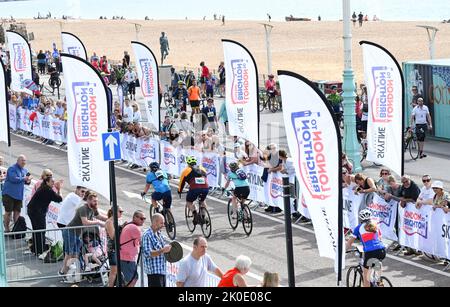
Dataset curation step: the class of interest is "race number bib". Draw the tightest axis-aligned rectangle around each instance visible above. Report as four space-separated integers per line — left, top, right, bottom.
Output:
207 112 214 118
195 177 206 185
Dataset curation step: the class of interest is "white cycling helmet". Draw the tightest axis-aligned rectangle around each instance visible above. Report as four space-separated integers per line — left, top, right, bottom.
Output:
359 209 372 221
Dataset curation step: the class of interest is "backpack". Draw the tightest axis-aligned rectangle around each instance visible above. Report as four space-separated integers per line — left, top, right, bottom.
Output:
235 169 247 180
12 216 27 239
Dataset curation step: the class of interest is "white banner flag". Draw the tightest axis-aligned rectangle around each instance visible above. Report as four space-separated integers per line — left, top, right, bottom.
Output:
0 62 9 145
61 32 88 61
62 54 111 201
9 104 17 131
6 31 32 94
222 40 259 147
131 42 160 131
279 71 342 261
361 41 403 176
365 193 398 241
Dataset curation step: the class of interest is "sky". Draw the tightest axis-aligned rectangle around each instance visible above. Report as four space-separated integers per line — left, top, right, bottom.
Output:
0 0 449 21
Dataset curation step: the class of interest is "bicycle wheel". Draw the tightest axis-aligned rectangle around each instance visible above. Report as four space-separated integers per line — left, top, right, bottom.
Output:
346 266 363 287
185 205 196 233
227 200 239 230
409 137 420 160
259 98 266 112
269 97 279 113
241 204 253 236
164 210 176 240
422 252 444 262
200 207 212 239
379 276 393 287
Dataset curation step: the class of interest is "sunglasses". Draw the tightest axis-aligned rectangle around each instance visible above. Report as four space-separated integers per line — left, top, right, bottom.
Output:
119 210 124 213
80 190 87 194
381 172 389 175
422 179 431 183
139 217 146 221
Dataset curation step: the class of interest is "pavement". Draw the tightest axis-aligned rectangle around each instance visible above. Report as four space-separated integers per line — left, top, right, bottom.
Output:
1 133 450 287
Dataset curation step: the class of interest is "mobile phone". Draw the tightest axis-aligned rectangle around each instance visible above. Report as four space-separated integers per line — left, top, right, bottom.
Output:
26 172 31 177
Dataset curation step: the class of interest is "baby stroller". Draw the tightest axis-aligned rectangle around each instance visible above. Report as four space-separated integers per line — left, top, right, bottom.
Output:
80 231 110 285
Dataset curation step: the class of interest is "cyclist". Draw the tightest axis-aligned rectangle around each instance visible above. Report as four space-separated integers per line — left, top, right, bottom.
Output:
223 162 250 218
172 80 188 112
178 156 209 225
141 162 172 214
346 209 386 287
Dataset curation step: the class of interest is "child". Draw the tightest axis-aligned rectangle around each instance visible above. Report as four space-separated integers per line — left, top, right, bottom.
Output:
82 233 103 271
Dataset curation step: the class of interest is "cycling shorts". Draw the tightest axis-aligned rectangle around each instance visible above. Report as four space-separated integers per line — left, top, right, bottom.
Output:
152 191 172 209
186 188 209 203
363 248 386 269
233 186 250 200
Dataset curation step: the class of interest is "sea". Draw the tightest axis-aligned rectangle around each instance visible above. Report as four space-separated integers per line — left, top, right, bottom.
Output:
0 0 449 22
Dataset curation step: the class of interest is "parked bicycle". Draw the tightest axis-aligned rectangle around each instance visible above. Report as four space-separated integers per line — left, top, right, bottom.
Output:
224 189 253 236
404 127 420 160
143 194 176 240
259 89 280 113
346 247 393 287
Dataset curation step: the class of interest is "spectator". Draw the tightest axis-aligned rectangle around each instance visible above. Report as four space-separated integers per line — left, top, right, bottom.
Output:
2 155 32 232
170 67 182 92
27 176 63 256
177 112 194 134
262 272 279 287
218 101 228 134
218 61 225 98
105 207 124 287
382 176 402 202
132 103 141 123
30 169 60 198
352 12 357 27
376 169 391 191
342 168 356 189
188 79 201 122
37 50 46 74
242 141 262 166
410 97 433 159
123 98 134 123
399 175 420 208
411 85 423 109
416 175 435 209
60 192 107 277
176 236 223 287
342 153 353 174
120 210 146 287
56 186 86 228
358 12 364 27
142 213 172 287
354 173 377 195
218 255 252 287
205 74 215 98
123 51 130 67
160 116 173 142
124 67 137 100
431 181 449 213
199 61 209 93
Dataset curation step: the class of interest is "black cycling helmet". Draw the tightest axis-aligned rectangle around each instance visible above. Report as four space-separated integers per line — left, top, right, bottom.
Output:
149 162 160 171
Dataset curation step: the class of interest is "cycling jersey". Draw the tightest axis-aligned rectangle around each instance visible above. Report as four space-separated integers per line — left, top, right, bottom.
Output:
227 172 249 188
352 222 385 253
146 170 171 194
178 166 209 192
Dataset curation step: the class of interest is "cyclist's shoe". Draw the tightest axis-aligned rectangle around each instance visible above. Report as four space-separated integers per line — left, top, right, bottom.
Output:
166 222 173 233
192 211 199 225
376 281 385 287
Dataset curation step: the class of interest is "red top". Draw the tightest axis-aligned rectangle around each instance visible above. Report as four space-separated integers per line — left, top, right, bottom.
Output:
218 268 240 288
202 65 210 78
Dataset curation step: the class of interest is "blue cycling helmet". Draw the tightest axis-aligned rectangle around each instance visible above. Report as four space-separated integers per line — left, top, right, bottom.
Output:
149 162 160 171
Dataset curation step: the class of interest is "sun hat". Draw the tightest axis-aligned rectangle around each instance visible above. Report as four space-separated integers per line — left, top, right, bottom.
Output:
432 181 444 190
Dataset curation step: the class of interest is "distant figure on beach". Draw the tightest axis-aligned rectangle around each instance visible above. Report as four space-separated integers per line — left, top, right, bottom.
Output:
214 14 217 20
318 15 321 21
352 12 357 27
358 12 364 27
203 16 206 21
364 14 369 21
145 16 149 21
160 32 170 65
267 13 272 22
222 15 225 26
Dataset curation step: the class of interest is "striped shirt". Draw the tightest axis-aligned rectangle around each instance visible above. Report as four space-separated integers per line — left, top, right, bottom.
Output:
142 228 167 275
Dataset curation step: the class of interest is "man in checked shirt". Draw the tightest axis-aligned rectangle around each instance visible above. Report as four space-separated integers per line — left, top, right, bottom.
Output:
142 213 172 287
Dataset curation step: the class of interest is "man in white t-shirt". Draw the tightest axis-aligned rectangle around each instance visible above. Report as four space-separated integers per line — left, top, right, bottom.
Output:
410 98 433 159
56 186 86 227
416 175 435 209
176 236 223 287
123 99 134 123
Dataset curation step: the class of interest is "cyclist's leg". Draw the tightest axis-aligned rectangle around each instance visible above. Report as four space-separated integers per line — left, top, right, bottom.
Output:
362 267 371 288
162 191 173 215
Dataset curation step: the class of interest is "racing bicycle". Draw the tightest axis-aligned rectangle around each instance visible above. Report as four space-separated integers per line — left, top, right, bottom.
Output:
225 189 253 236
404 127 420 160
346 247 393 287
180 191 212 239
143 194 177 240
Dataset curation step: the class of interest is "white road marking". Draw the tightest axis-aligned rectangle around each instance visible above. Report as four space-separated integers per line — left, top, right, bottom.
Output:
12 132 450 279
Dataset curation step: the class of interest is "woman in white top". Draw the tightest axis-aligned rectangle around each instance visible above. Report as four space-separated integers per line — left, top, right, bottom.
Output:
132 104 141 123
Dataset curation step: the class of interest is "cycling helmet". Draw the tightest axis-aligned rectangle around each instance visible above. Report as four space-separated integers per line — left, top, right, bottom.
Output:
359 209 372 221
149 162 160 171
229 162 239 172
186 156 197 165
178 80 185 85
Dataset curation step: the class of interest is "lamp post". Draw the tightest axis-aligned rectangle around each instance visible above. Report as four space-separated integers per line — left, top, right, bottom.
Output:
417 25 438 60
261 23 274 75
0 206 7 287
342 0 361 172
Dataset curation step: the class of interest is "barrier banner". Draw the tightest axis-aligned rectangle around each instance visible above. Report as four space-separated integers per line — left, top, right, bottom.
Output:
51 117 66 142
8 104 17 131
61 32 88 61
243 164 266 203
32 112 42 137
201 152 220 188
222 40 259 147
62 54 111 201
365 193 398 241
431 209 450 259
361 41 404 176
160 141 178 176
342 187 363 230
279 70 343 263
6 31 33 94
131 42 160 131
398 204 434 255
40 114 52 140
265 171 284 209
0 62 9 145
122 134 138 165
137 137 159 167
18 108 31 131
